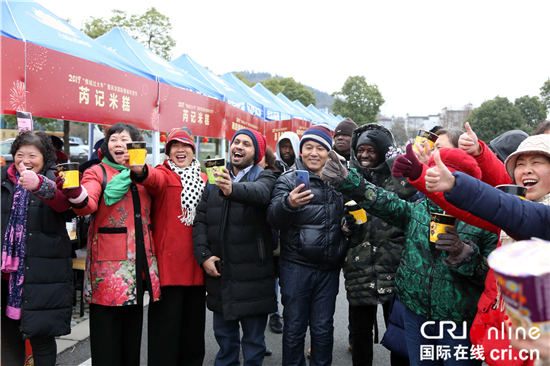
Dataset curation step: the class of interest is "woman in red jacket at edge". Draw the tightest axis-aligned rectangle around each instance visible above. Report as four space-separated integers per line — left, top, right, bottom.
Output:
130 127 207 366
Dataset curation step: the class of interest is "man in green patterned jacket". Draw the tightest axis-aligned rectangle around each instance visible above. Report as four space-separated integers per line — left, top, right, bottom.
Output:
322 147 497 366
344 124 415 366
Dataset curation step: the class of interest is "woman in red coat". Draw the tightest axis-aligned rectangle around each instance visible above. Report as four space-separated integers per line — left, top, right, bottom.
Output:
59 123 161 366
131 127 207 366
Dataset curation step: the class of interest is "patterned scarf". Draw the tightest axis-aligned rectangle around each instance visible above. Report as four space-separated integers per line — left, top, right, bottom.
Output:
1 171 30 320
167 158 204 226
534 191 550 206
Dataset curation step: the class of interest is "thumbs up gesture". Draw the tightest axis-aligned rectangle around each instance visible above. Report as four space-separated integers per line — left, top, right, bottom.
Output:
18 162 41 191
458 122 481 155
425 150 456 193
392 143 423 180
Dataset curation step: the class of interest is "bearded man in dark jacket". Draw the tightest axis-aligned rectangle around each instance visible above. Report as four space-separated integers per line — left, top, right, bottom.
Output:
267 124 347 366
193 128 277 366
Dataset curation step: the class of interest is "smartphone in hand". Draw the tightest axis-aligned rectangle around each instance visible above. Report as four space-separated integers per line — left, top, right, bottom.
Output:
295 170 310 192
214 260 223 275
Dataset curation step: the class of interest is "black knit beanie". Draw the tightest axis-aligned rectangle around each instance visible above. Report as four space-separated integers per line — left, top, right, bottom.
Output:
356 130 393 158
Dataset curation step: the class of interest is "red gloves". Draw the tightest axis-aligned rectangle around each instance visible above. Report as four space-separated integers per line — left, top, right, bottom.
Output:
55 174 83 200
392 143 423 181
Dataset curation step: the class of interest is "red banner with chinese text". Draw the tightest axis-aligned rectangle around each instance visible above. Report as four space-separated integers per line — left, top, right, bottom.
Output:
265 119 293 150
158 83 226 137
24 43 159 131
224 104 265 141
292 118 312 138
1 37 26 114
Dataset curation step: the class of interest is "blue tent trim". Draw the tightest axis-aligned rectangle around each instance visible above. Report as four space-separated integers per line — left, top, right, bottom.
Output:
221 73 294 121
1 0 157 81
96 28 224 100
171 54 265 119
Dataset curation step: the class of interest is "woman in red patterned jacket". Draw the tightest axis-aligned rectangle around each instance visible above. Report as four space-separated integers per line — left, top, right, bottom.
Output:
59 123 161 366
131 127 207 366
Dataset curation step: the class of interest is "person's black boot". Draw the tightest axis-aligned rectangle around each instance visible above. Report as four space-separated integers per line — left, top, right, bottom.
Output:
268 314 283 333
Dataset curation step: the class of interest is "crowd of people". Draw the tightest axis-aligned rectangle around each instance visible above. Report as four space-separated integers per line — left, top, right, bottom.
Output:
1 117 549 366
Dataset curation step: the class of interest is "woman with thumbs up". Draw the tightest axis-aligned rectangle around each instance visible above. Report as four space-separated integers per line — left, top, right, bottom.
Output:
1 131 73 366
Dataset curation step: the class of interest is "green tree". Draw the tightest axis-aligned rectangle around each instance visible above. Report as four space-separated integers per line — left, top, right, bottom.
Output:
514 95 547 133
82 8 175 60
391 117 409 147
261 77 316 106
331 76 385 126
468 96 525 141
540 78 550 115
235 73 255 87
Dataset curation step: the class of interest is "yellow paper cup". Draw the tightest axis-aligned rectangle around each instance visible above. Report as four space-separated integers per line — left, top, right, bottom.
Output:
413 130 438 153
429 213 456 243
126 141 147 166
345 200 367 224
497 184 527 200
57 163 80 189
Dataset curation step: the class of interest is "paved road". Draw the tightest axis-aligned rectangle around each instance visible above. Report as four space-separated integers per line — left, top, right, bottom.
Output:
56 272 392 365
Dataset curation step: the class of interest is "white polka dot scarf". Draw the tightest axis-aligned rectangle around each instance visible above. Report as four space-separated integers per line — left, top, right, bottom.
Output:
168 158 205 226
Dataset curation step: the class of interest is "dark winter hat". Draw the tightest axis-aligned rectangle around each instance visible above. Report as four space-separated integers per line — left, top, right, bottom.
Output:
166 127 196 154
334 118 358 137
356 129 393 158
300 123 332 153
231 128 267 165
488 130 529 163
428 148 482 180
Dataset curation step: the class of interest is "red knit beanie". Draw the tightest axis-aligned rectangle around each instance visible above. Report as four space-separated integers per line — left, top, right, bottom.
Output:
428 148 482 180
231 128 267 165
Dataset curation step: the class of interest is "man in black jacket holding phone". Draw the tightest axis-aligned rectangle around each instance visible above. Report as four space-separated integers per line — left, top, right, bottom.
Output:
193 128 277 366
267 124 347 366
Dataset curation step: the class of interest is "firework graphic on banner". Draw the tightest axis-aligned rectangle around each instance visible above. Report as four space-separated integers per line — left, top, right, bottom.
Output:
10 80 26 111
27 47 48 72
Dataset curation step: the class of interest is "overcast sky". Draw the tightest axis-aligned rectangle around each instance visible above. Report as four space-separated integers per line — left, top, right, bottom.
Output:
37 0 550 119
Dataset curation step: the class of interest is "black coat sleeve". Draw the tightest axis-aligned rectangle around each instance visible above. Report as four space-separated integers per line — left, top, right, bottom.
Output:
267 172 300 231
445 172 550 240
221 170 276 208
193 184 212 267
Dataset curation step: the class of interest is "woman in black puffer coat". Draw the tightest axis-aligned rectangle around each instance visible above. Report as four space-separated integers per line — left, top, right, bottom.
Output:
1 131 73 366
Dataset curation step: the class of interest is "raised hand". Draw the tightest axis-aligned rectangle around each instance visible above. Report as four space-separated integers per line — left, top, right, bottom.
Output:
413 142 432 165
435 226 464 257
215 167 233 196
392 143 423 180
321 150 348 186
459 122 480 155
18 162 40 191
342 206 359 234
55 173 83 199
288 184 314 208
425 150 456 193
